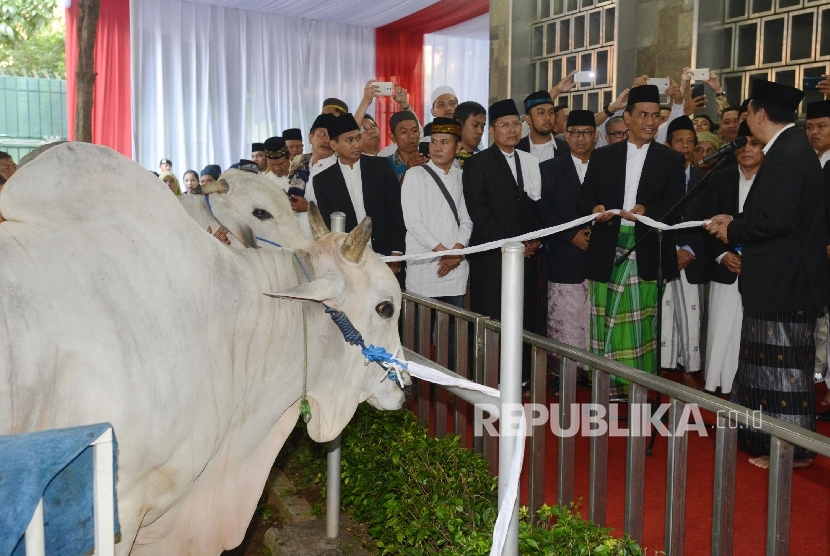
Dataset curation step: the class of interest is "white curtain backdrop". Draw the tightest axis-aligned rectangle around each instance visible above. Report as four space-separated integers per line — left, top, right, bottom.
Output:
423 14 490 145
131 0 375 174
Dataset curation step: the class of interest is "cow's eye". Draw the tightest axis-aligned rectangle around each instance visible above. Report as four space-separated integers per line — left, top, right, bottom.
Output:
375 301 394 318
252 208 272 220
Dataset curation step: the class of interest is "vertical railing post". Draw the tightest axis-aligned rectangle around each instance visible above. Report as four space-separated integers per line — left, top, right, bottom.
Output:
766 437 794 556
91 428 115 556
557 357 577 508
473 316 488 455
665 399 688 556
499 242 524 556
712 413 737 556
528 346 547 521
326 212 346 539
625 383 648 544
589 369 610 526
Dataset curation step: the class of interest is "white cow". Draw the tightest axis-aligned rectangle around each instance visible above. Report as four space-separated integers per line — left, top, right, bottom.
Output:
179 169 312 250
0 143 410 555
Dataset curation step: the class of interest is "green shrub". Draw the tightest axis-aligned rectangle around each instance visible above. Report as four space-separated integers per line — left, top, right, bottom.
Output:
275 404 644 555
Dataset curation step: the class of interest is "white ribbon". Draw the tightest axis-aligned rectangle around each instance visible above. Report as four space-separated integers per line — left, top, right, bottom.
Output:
381 211 710 263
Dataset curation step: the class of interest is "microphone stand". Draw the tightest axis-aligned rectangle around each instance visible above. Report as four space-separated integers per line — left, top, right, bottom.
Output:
611 156 728 456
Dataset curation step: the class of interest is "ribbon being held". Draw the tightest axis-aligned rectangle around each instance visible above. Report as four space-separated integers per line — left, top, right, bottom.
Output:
380 210 710 263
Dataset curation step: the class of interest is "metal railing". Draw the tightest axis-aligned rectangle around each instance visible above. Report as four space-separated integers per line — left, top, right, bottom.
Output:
399 290 830 556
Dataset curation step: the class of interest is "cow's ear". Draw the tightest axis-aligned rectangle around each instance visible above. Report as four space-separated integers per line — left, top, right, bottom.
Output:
264 278 340 303
207 194 257 248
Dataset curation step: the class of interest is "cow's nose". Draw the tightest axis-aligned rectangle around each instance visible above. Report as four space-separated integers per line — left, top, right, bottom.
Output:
403 384 413 401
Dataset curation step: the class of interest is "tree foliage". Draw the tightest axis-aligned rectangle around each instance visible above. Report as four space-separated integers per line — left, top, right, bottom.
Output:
0 0 64 76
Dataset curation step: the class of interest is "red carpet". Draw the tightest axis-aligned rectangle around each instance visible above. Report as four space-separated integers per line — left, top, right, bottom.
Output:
512 373 830 555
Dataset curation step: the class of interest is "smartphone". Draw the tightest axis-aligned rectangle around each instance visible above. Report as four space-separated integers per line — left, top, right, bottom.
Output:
647 77 670 94
418 141 430 158
691 83 705 98
689 68 709 81
371 81 394 95
574 71 595 83
804 76 826 91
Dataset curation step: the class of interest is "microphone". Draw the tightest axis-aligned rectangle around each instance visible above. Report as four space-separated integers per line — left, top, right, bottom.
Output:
700 136 748 165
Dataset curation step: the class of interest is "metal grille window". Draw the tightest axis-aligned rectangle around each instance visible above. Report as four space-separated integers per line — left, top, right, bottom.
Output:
531 0 616 112
697 0 830 114
0 70 68 161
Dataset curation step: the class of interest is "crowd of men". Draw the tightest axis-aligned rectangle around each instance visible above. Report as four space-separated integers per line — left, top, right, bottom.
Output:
3 69 828 470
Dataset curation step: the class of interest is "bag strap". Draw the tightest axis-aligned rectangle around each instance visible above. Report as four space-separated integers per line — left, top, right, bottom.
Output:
420 164 460 226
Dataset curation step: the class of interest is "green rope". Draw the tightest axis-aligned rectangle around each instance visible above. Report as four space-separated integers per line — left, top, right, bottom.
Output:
291 257 312 424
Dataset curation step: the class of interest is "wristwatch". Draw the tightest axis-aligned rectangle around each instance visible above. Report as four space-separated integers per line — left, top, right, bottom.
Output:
603 104 614 117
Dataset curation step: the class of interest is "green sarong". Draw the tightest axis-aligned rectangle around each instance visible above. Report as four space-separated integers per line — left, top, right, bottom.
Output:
589 226 659 397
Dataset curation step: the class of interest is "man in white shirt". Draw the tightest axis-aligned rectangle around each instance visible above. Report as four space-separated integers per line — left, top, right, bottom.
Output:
262 136 290 191
805 100 830 385
401 117 472 308
430 85 458 119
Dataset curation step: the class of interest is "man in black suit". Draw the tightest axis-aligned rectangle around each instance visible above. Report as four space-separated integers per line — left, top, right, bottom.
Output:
537 110 597 361
706 81 829 468
313 113 406 276
576 84 686 398
660 117 709 386
702 122 761 396
463 99 543 383
516 90 570 163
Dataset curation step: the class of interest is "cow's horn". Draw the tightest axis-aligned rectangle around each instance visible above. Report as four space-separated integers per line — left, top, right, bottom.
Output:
341 217 372 263
198 179 229 195
307 202 330 241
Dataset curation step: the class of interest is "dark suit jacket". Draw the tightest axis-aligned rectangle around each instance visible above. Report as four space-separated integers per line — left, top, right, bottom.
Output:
537 154 587 284
728 126 829 312
675 166 709 284
703 165 742 285
576 140 687 282
314 155 406 256
517 135 570 159
462 143 540 323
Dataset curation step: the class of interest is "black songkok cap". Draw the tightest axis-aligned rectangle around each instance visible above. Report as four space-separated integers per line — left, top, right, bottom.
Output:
488 99 520 124
566 109 596 128
738 121 752 137
667 116 695 136
523 90 554 113
327 113 360 140
200 164 221 179
423 122 433 136
263 136 288 159
749 80 804 113
627 85 661 107
430 117 462 139
251 142 265 153
238 159 259 173
282 128 302 141
389 111 419 133
311 113 336 133
806 100 830 120
322 97 348 114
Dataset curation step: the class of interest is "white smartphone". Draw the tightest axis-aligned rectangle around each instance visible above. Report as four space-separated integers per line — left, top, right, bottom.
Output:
371 81 394 96
647 77 670 94
689 68 709 81
573 71 595 83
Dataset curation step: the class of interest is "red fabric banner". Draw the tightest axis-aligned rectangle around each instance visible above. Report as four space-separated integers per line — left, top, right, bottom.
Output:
65 0 132 158
374 0 488 145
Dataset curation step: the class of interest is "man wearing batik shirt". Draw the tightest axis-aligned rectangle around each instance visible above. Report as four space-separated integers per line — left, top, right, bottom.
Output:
388 111 425 183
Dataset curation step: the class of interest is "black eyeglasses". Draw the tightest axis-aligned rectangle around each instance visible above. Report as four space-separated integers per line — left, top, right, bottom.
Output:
566 130 596 138
608 130 629 138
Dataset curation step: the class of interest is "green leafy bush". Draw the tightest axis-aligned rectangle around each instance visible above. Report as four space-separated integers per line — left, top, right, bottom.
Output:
275 404 644 555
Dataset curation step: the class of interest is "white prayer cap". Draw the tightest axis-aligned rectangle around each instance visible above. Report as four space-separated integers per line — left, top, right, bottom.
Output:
431 86 457 104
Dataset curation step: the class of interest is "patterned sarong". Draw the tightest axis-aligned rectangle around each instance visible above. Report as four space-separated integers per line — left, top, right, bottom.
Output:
589 226 659 397
731 308 819 460
547 280 590 372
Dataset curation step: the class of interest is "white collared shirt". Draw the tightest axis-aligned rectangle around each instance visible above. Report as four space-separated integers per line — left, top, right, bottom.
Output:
762 123 795 154
500 148 518 182
622 140 650 226
304 153 338 203
401 160 473 297
818 149 830 168
265 171 290 192
715 166 757 264
571 154 589 184
339 159 366 222
530 136 557 163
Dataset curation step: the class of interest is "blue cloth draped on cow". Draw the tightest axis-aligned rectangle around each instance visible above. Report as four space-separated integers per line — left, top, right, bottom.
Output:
0 423 119 556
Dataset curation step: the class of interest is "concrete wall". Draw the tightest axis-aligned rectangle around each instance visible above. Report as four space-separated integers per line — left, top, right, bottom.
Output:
490 0 696 102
